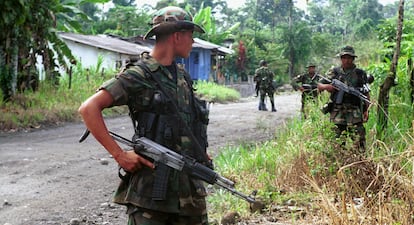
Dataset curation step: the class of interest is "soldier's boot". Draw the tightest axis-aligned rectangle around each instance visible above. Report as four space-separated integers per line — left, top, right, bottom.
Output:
271 103 277 112
258 102 267 111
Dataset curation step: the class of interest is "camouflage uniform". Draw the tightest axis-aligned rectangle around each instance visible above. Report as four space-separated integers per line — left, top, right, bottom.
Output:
254 60 276 111
101 52 209 225
99 7 209 225
320 46 370 150
292 64 320 116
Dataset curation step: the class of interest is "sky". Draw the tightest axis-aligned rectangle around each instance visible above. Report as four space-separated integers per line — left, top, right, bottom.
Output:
135 0 398 10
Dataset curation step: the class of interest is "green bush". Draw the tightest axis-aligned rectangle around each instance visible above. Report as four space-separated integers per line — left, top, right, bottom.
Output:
194 81 241 103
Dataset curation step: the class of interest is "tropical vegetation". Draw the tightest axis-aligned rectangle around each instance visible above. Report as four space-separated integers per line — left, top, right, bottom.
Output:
1 0 414 223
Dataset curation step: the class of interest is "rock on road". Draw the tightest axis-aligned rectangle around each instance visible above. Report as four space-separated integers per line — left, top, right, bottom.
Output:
0 93 301 225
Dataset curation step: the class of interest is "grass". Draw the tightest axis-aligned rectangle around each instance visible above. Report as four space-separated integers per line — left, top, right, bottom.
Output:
194 81 241 103
207 90 414 224
0 68 241 132
2 62 414 224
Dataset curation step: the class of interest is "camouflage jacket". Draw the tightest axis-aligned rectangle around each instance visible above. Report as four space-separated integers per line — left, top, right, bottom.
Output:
254 66 274 91
323 65 369 125
99 52 207 216
292 72 319 93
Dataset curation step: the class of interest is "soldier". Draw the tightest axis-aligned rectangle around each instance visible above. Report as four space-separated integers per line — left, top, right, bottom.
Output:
254 60 276 112
78 6 210 225
292 63 320 117
317 46 371 151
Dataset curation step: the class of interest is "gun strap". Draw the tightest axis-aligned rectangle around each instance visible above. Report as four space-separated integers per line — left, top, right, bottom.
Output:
137 62 209 164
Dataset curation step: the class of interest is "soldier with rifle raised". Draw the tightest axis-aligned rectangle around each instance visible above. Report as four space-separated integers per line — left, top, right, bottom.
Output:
291 63 320 118
317 46 372 151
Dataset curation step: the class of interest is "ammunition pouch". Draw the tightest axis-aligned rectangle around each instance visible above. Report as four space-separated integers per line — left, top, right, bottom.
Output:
192 97 209 162
133 112 181 150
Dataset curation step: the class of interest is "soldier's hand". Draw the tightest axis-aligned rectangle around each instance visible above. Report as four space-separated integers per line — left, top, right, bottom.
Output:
363 111 369 122
116 150 154 172
317 83 335 93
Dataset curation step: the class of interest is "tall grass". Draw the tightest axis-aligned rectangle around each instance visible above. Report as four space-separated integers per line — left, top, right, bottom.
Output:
0 63 241 131
209 85 414 224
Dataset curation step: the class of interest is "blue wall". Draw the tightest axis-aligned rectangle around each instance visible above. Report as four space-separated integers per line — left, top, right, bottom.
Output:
178 48 211 81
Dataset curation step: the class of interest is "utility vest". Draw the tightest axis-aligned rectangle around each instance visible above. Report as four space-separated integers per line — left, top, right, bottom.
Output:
111 53 209 215
125 57 209 164
330 66 367 106
328 66 368 125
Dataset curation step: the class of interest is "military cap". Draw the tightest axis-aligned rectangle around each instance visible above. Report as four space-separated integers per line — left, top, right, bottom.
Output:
306 62 316 67
339 45 357 57
144 6 205 40
259 60 267 66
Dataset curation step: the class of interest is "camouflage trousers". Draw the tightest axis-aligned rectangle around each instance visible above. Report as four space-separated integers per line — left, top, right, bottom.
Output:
127 206 209 225
334 123 366 151
259 88 275 111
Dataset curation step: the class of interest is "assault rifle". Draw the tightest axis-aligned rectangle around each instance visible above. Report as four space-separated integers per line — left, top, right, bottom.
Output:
317 74 372 105
79 130 257 204
331 79 371 104
301 84 317 91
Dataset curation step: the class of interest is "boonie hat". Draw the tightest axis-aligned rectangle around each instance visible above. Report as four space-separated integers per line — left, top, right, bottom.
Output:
143 6 205 40
339 45 357 57
259 60 267 66
306 62 316 67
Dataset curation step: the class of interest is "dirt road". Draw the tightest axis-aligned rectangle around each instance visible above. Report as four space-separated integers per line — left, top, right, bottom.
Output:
0 93 301 225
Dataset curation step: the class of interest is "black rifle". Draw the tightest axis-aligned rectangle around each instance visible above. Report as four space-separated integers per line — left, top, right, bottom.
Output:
301 84 317 91
331 79 371 104
79 129 257 204
317 74 372 104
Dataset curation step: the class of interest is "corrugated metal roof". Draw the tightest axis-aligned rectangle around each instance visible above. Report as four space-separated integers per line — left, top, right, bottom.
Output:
59 32 233 56
193 38 234 55
59 32 152 56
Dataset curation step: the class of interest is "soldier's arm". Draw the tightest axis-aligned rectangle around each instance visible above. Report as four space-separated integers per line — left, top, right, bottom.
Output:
78 89 153 172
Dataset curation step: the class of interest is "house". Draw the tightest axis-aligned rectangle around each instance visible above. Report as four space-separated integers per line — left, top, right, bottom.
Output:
125 35 234 81
58 32 233 81
183 38 234 81
58 32 151 70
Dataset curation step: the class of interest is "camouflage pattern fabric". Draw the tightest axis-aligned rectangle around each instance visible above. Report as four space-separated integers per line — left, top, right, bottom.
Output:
292 72 319 113
322 64 368 149
323 65 368 125
255 66 274 93
100 52 208 217
255 66 276 111
127 207 208 225
144 6 205 40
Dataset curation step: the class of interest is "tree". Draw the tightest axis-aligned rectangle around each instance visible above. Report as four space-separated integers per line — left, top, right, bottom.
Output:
0 0 109 102
193 4 240 44
95 5 150 36
377 0 404 139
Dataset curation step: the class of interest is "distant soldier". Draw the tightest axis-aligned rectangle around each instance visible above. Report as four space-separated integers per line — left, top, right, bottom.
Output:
318 46 371 151
292 63 320 117
254 60 276 112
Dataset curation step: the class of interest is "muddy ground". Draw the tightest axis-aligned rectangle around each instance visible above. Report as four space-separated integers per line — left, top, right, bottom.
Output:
0 93 302 225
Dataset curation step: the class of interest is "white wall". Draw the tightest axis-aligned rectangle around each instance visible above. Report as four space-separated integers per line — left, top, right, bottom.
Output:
64 40 130 71
36 40 134 80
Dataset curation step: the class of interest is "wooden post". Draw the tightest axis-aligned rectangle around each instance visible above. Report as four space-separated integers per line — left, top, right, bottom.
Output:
86 68 89 82
68 66 72 90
